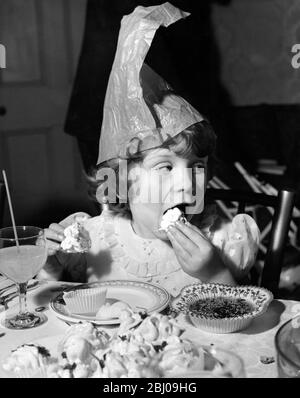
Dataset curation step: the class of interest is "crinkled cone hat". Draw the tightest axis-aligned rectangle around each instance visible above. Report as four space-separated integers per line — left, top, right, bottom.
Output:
97 2 204 166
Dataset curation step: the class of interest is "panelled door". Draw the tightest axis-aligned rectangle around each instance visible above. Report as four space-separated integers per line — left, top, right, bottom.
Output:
0 0 93 227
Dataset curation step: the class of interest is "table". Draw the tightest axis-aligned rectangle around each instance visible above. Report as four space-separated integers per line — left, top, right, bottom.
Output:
0 280 299 378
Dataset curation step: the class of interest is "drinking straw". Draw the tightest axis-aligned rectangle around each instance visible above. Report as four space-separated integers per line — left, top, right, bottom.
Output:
2 170 20 250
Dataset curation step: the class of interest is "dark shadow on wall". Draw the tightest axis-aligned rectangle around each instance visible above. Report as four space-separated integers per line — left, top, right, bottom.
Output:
64 0 233 174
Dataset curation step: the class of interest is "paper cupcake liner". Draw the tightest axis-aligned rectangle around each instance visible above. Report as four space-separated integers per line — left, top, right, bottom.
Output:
187 291 255 333
63 288 107 314
172 282 273 334
189 315 253 334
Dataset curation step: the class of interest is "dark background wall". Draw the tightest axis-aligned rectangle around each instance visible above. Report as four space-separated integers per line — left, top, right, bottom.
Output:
211 0 300 199
212 0 300 106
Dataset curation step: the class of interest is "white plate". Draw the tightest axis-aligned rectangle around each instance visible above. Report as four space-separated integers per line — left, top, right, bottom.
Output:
49 280 170 325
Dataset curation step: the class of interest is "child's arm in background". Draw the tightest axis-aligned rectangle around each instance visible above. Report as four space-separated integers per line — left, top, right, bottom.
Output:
167 221 237 285
38 212 91 281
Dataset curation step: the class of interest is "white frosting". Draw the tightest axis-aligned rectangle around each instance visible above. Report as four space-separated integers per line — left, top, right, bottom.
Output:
160 207 186 231
72 363 91 378
61 221 91 253
3 316 233 378
133 314 182 344
100 346 160 378
117 309 142 334
46 358 100 378
63 336 92 364
59 322 109 352
102 352 127 378
96 301 130 319
2 344 49 373
160 336 204 375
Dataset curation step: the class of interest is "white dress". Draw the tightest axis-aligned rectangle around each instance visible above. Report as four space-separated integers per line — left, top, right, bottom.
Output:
40 208 260 297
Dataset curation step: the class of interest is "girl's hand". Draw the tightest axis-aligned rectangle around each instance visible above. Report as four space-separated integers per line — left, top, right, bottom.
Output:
167 221 236 284
44 212 90 256
44 223 65 256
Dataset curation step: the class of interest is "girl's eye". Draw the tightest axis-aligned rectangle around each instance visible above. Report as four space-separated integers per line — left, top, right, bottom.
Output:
156 164 172 172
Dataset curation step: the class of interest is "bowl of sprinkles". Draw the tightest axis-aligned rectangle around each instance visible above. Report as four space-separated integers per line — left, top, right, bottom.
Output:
171 283 273 333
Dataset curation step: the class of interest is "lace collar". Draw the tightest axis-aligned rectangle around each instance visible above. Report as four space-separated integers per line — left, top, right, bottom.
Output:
102 211 181 278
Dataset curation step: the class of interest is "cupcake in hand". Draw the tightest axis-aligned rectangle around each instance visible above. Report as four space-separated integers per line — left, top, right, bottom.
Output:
159 207 187 232
60 219 91 253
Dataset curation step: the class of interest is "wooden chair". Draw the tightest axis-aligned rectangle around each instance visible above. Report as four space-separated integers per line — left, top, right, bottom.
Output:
0 180 6 228
205 188 295 297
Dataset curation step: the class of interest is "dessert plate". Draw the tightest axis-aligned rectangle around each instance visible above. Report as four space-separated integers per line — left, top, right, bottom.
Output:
49 280 170 325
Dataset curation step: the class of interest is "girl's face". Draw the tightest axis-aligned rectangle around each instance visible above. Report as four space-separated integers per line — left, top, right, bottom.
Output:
128 147 208 240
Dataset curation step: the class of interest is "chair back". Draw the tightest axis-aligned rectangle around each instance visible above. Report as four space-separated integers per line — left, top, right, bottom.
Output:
261 190 295 295
205 188 295 296
0 180 6 228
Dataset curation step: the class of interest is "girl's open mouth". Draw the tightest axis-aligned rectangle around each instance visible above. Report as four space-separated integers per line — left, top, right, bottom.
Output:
162 203 188 217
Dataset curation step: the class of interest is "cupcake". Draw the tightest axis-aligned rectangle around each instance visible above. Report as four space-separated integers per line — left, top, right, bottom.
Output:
60 222 91 253
63 288 107 314
159 207 187 231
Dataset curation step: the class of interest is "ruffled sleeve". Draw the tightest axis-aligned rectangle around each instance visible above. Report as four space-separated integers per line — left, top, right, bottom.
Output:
208 214 260 280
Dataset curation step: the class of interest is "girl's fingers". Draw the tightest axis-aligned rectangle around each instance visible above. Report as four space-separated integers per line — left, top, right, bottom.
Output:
186 221 204 235
175 221 207 246
168 225 198 254
49 223 64 233
60 212 91 228
167 228 192 260
44 226 64 242
46 240 61 253
167 232 188 261
167 231 191 272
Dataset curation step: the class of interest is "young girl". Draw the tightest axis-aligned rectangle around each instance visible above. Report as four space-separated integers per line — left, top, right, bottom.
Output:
40 4 259 297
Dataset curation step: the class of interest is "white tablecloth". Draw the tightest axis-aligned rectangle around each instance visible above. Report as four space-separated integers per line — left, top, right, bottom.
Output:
0 280 298 378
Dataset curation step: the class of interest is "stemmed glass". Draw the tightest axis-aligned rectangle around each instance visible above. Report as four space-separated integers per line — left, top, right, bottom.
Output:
0 226 48 329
